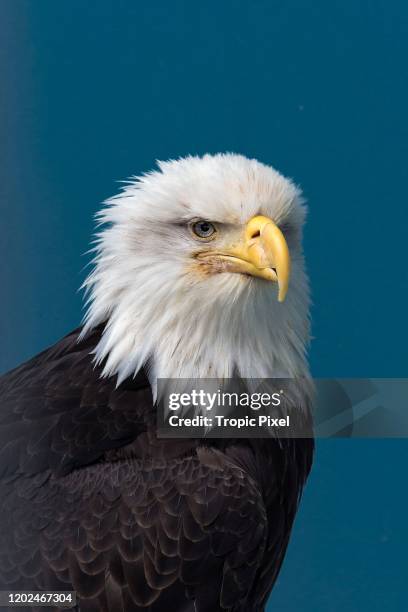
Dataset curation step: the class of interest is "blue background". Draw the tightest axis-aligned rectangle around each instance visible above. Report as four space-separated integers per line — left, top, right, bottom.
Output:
1 2 407 610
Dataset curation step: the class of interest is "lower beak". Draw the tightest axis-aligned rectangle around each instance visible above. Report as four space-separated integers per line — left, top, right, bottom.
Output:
197 215 291 302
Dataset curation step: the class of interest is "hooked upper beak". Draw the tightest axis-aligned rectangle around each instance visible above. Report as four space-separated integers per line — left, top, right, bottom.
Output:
196 215 291 302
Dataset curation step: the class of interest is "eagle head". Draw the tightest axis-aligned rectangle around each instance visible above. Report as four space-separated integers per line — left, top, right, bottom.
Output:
82 154 311 385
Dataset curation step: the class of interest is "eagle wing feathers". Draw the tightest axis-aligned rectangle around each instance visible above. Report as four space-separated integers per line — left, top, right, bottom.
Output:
0 328 284 611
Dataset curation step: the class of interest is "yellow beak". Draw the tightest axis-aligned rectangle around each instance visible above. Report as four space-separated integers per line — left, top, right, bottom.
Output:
197 215 291 302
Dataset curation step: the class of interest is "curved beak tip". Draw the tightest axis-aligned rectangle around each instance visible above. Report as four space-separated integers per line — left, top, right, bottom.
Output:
278 286 288 302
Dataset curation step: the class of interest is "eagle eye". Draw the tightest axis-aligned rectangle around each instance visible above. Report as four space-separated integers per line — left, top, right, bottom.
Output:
191 220 217 240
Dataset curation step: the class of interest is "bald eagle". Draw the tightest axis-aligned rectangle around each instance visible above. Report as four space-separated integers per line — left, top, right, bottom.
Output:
0 154 313 611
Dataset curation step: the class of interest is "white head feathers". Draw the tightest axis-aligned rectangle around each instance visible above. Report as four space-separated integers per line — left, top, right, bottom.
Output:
82 153 311 388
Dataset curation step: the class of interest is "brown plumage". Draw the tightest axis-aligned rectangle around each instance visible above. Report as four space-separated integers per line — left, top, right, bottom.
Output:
0 325 313 611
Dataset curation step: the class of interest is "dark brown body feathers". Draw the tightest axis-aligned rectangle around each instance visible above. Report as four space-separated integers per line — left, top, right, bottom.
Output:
0 327 313 611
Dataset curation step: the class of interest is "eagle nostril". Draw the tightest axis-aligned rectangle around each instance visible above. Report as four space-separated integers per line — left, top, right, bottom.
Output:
249 229 260 239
